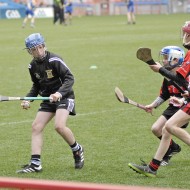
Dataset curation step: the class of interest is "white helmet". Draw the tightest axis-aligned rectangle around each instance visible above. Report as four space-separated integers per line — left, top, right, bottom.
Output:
160 46 185 69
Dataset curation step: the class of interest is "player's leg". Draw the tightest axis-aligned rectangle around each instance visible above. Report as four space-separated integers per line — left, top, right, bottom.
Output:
128 109 189 177
64 12 68 25
59 7 64 24
55 99 84 169
148 110 190 174
53 6 59 24
31 111 54 155
151 114 180 165
22 15 29 28
127 12 131 24
146 109 189 173
69 12 72 25
30 14 35 28
165 109 190 145
55 108 75 144
16 111 54 173
131 12 135 24
130 5 135 24
128 126 171 177
151 115 167 137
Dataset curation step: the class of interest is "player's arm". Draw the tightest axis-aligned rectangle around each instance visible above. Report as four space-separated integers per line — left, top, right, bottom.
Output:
169 96 186 107
26 68 40 97
145 79 168 111
158 67 188 90
21 68 40 109
146 96 165 109
52 59 74 99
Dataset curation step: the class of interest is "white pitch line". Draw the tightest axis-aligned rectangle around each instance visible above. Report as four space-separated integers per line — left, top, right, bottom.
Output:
0 108 131 127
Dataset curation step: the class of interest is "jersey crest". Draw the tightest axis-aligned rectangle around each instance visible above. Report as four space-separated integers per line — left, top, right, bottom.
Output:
46 69 54 79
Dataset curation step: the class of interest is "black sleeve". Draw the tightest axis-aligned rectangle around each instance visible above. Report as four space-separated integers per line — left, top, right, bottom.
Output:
54 61 74 98
26 69 40 97
159 79 170 101
159 67 188 90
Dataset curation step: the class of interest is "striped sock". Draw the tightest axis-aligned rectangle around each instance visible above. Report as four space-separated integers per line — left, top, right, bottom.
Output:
31 154 41 166
70 142 81 152
149 159 161 171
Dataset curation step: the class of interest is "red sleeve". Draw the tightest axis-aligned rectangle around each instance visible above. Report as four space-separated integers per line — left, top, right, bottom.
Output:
176 50 190 78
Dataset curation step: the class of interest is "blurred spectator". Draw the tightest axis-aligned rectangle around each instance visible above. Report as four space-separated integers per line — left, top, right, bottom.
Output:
53 0 65 25
126 0 136 24
22 0 36 28
64 0 73 25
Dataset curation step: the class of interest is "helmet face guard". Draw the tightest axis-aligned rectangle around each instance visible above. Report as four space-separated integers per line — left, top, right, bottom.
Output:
25 33 46 61
182 21 190 47
159 46 185 69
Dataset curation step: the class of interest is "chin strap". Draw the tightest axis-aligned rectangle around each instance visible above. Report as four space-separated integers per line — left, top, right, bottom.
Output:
183 44 190 50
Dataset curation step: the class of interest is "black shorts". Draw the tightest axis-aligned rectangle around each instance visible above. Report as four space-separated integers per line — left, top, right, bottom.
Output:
162 105 188 128
38 98 76 116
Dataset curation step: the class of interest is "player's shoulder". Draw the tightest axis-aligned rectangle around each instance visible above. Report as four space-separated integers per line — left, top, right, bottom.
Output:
28 60 36 69
49 51 61 58
48 51 64 63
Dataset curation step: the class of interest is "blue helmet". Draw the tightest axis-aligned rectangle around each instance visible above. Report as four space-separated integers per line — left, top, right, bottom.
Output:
25 33 45 49
160 46 185 68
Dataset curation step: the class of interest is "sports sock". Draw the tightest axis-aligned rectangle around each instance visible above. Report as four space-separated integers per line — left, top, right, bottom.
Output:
149 159 161 171
70 142 81 152
31 154 41 166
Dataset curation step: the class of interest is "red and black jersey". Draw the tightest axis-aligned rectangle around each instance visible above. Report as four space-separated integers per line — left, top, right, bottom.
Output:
176 50 190 87
26 51 75 99
160 78 183 101
159 51 190 91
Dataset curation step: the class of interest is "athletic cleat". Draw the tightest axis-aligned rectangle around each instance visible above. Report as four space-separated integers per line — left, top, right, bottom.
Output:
161 156 171 166
73 147 84 169
161 145 181 166
170 145 181 156
16 164 42 174
128 163 156 177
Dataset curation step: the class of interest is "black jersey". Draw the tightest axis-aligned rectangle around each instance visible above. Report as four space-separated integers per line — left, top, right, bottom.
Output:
160 78 185 107
26 51 75 99
160 78 184 109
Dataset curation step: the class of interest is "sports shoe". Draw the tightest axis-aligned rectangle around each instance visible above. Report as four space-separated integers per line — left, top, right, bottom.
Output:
170 145 181 156
73 146 84 169
16 164 42 174
161 156 171 166
128 163 156 177
161 145 181 166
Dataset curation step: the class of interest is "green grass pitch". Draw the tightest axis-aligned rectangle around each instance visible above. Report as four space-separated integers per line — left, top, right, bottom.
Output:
0 14 190 189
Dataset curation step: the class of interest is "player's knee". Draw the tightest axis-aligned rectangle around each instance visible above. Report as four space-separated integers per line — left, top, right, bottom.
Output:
151 124 161 136
151 126 158 135
164 122 173 134
55 124 66 133
32 123 44 133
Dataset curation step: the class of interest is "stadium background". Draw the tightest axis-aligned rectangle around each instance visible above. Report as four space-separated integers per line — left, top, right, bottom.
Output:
1 0 190 19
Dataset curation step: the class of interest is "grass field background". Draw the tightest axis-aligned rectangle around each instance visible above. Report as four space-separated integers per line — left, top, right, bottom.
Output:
0 14 190 189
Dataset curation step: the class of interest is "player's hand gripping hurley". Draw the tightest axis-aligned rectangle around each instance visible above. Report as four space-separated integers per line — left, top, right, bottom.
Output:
136 47 185 94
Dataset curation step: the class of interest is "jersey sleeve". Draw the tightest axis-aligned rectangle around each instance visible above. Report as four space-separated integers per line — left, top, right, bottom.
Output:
159 79 170 101
26 64 40 97
53 59 74 98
